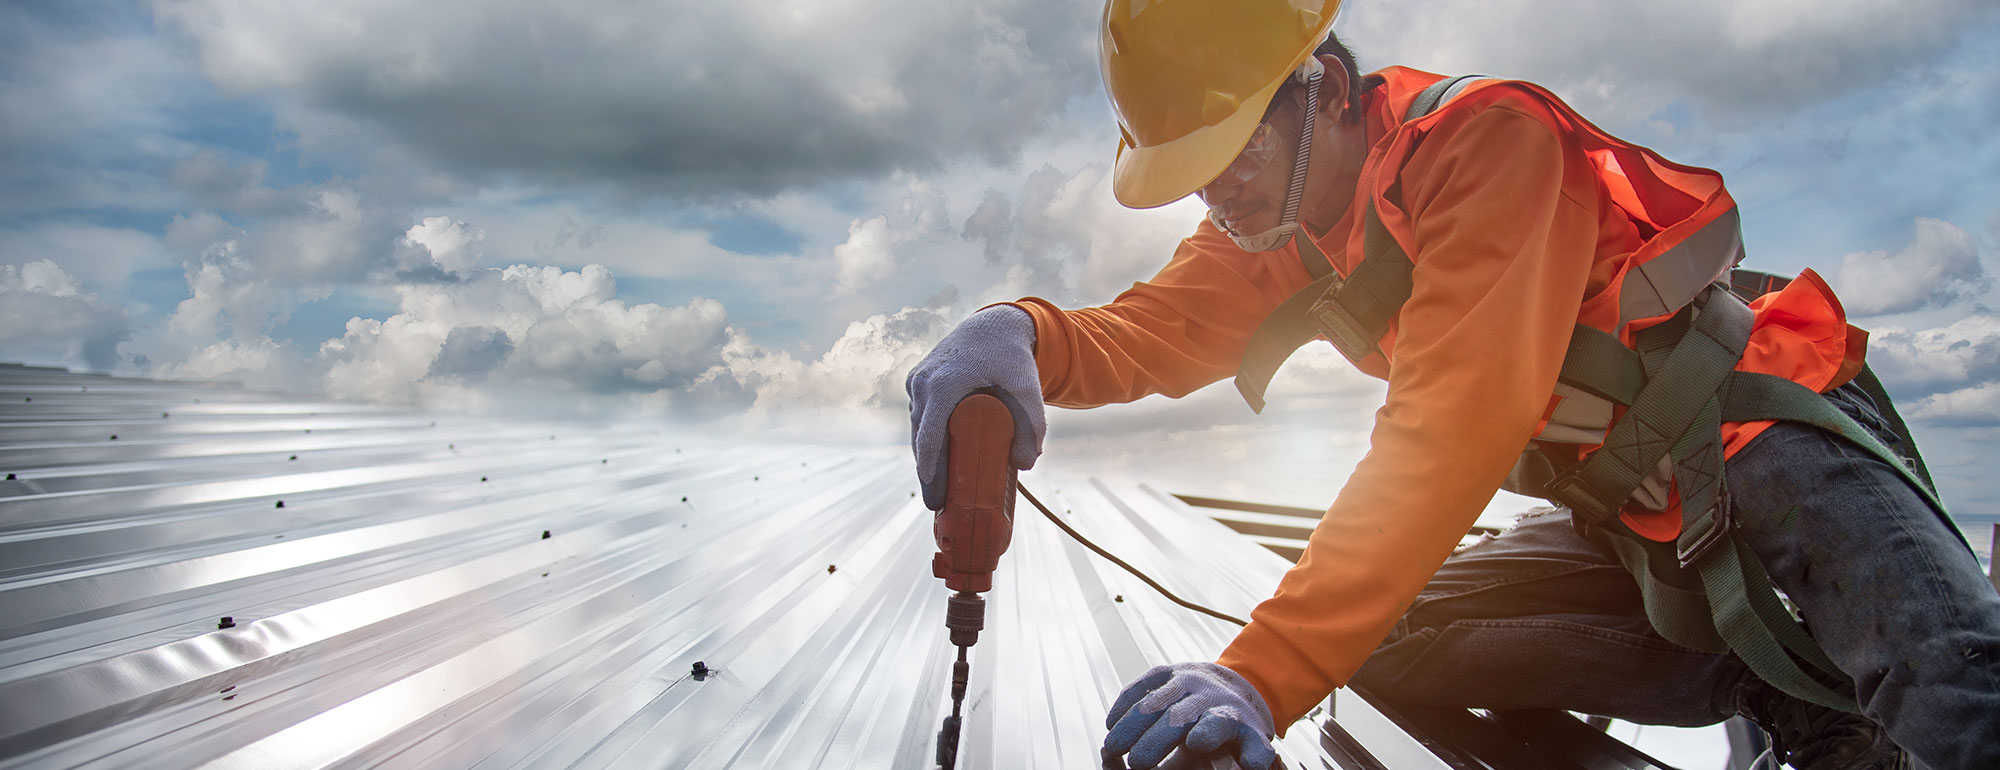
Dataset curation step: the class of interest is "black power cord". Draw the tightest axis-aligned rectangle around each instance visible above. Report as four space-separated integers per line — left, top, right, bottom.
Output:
1016 481 1249 628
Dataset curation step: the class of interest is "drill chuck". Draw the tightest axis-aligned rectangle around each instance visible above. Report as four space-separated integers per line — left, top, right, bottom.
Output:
945 591 986 648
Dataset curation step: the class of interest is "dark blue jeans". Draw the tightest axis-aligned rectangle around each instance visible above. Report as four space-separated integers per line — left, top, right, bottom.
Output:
1350 382 2000 770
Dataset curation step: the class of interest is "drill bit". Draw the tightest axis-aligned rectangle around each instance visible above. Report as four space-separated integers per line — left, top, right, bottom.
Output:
936 590 985 769
935 644 970 769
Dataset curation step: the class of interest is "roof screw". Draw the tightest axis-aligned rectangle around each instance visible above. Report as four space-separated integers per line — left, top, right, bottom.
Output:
220 685 235 694
681 496 688 503
22 397 29 402
109 434 118 440
827 564 837 574
288 455 297 461
480 476 488 482
5 473 15 481
753 476 760 482
1114 595 1124 603
162 412 170 418
303 429 310 433
448 443 455 450
80 386 87 392
601 459 607 464
541 530 551 539
691 661 710 681
217 616 235 629
274 500 285 508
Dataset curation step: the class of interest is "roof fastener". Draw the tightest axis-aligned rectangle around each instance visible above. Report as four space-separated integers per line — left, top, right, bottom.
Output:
217 616 235 629
109 434 118 440
4 473 13 481
480 476 488 482
541 530 551 539
288 455 297 461
275 501 284 508
691 661 710 681
827 564 837 574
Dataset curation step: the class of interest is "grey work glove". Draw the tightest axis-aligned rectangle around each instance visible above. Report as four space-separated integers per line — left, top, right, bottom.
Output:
1103 662 1278 770
905 304 1046 511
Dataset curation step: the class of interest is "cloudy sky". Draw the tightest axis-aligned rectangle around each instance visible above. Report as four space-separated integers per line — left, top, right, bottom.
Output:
4 0 1998 525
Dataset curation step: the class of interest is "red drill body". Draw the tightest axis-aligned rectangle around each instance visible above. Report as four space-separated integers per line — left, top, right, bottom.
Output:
931 394 1017 770
931 394 1017 594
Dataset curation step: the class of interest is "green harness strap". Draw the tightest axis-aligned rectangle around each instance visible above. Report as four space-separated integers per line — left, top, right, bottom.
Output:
1234 75 1486 410
1559 294 1965 714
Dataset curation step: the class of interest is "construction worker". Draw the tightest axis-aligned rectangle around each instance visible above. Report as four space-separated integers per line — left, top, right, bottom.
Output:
907 1 2000 768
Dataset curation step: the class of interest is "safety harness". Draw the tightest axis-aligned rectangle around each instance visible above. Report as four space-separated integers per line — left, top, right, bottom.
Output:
1234 75 1963 713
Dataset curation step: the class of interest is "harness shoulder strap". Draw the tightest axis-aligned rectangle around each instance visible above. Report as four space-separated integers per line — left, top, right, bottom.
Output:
1235 75 1489 410
1234 272 1340 413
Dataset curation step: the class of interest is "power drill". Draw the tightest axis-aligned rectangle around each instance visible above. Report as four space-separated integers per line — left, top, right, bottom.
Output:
930 393 1018 770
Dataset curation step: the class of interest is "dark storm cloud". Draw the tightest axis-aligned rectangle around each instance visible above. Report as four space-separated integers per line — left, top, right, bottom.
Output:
1345 0 2000 131
154 0 1100 197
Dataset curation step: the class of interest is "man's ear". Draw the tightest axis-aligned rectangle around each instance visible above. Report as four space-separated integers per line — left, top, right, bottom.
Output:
1315 52 1351 120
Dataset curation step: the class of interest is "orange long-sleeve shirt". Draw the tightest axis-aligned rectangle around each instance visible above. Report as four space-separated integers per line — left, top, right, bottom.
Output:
1011 74 1857 729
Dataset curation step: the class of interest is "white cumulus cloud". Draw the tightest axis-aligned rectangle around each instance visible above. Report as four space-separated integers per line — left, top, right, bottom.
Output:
401 216 484 276
0 259 132 370
1838 217 1988 316
1909 382 2000 427
320 263 731 406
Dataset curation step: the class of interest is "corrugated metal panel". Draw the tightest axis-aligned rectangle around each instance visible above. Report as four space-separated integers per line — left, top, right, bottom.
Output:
0 364 1461 769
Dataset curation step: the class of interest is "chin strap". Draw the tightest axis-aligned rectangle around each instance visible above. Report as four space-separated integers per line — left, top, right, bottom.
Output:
1221 57 1323 253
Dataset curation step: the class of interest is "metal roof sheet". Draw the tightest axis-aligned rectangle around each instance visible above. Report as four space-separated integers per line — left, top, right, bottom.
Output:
0 364 1668 769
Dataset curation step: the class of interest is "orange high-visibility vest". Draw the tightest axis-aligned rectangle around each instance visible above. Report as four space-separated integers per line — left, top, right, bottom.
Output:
1236 67 1867 541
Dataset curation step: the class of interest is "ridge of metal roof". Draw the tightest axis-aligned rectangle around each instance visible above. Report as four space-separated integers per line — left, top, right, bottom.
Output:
0 365 1674 769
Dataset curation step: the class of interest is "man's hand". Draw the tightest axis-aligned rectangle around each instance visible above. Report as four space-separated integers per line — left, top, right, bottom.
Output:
905 305 1046 510
1104 662 1278 770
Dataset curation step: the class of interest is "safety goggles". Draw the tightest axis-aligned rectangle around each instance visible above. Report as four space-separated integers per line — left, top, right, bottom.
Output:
1212 121 1283 187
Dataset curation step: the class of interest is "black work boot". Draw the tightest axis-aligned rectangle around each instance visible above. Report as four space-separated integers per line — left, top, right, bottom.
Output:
1735 678 1910 770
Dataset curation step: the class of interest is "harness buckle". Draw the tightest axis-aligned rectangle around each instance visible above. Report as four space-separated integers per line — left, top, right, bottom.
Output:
1674 493 1733 568
1544 468 1621 525
1307 293 1381 363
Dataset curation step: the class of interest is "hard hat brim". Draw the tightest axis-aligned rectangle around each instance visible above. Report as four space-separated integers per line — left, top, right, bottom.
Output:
1111 75 1288 210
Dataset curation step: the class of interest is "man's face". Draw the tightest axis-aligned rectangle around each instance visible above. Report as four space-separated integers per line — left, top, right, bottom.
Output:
1198 90 1304 240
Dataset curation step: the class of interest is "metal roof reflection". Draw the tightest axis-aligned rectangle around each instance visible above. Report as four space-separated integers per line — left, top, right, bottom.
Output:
0 364 1667 769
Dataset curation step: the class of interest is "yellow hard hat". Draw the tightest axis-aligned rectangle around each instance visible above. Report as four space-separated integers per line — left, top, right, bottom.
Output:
1101 0 1342 209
